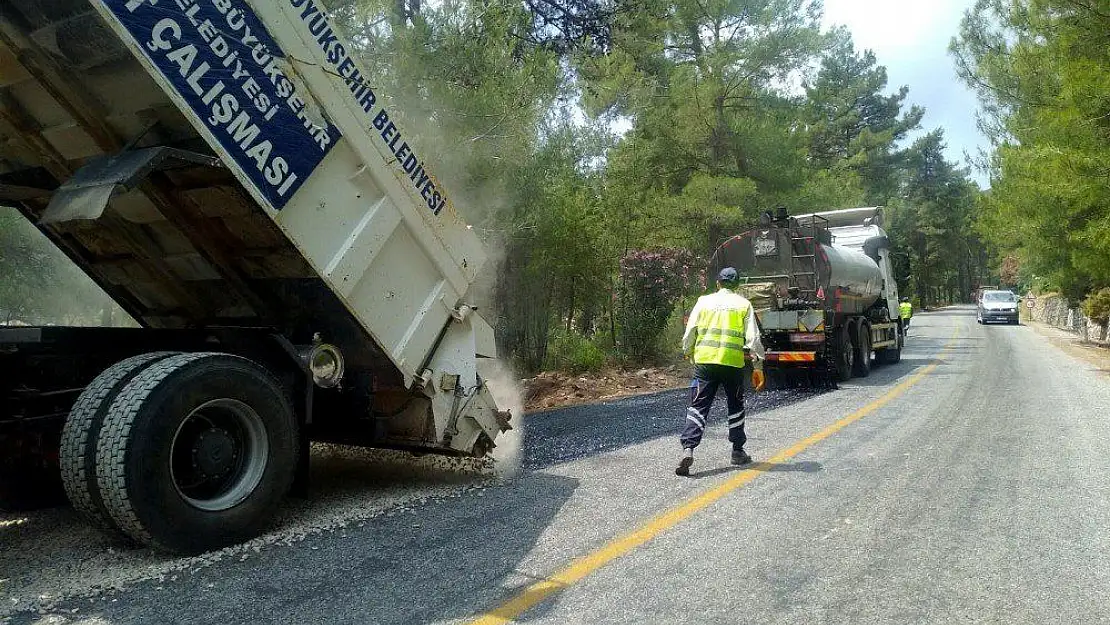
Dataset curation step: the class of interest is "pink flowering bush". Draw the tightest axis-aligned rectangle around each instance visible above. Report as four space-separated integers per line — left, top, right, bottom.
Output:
616 248 700 358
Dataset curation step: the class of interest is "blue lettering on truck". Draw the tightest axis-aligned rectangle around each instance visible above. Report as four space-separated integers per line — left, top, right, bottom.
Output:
99 0 341 210
289 0 450 216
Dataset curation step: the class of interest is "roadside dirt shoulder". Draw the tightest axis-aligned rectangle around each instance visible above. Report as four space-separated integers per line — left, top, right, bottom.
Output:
523 366 690 412
1026 321 1110 378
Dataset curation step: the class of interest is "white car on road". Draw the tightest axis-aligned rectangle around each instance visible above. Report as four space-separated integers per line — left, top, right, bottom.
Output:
978 290 1020 325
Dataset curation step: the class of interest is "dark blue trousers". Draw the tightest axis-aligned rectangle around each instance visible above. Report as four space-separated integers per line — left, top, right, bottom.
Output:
680 364 746 450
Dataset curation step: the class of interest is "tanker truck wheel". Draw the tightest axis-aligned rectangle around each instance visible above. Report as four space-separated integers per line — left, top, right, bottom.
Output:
834 325 855 382
60 352 177 530
852 322 872 378
95 353 297 553
876 330 902 365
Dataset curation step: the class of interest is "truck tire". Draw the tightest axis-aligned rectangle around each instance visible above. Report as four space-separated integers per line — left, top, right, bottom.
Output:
60 352 176 530
95 353 297 553
853 322 872 378
834 324 854 382
876 333 902 365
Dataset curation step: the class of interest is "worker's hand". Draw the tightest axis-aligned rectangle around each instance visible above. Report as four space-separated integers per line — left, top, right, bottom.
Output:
752 368 766 392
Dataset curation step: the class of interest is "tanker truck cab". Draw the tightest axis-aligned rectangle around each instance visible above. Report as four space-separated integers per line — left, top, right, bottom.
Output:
710 207 904 388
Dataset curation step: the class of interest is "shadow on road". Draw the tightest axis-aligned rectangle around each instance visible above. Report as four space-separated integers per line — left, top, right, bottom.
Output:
920 309 976 317
689 460 824 480
525 322 983 458
3 380 839 624
838 359 934 388
523 387 829 471
843 328 985 388
899 336 953 350
8 471 582 625
896 357 942 367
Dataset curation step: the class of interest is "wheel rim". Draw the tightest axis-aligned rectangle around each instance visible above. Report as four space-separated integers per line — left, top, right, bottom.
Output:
842 332 854 370
170 398 269 512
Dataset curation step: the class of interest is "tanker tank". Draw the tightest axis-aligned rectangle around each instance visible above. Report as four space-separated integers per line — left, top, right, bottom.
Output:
709 210 886 315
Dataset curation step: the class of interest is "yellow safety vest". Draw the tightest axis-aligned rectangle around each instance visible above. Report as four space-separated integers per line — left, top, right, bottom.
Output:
900 301 913 319
692 293 749 368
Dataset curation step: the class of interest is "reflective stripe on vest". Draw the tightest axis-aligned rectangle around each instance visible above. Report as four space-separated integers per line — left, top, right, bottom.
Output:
692 300 748 367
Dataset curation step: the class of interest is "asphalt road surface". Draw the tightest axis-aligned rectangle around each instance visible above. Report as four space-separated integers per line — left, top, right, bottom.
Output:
5 306 1110 624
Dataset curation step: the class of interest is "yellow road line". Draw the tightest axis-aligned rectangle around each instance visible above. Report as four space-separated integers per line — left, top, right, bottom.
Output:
469 329 960 625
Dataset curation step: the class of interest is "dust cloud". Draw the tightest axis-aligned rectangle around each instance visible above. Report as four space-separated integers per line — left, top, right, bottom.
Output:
480 358 526 477
363 65 527 476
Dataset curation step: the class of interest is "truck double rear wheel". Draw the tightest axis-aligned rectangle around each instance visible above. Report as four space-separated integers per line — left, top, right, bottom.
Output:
834 325 855 382
853 323 872 378
876 329 903 365
95 353 297 553
60 352 176 530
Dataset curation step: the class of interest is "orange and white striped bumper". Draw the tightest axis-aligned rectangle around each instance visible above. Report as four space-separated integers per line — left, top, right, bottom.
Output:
765 351 817 363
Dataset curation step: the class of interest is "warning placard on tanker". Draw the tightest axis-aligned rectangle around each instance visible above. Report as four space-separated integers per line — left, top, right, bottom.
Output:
753 232 778 257
97 0 340 211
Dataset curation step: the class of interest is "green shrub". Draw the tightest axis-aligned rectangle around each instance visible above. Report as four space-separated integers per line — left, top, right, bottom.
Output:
545 329 608 373
655 302 691 363
1082 288 1110 324
615 249 700 359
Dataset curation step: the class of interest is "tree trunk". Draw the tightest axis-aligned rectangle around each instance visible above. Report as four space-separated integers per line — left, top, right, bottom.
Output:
566 278 576 333
711 93 726 174
609 274 618 349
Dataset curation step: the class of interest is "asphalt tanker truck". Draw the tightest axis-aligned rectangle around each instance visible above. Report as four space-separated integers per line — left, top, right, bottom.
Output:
0 0 511 552
710 206 904 387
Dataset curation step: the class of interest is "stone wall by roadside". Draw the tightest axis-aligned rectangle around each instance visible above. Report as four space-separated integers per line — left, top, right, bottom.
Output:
1025 293 1109 345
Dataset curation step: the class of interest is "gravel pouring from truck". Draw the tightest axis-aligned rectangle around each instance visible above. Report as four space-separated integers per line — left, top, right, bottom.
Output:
710 207 904 386
0 0 509 552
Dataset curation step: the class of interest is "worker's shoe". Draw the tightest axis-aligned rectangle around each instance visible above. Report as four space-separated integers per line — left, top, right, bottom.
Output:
675 450 694 476
731 448 752 466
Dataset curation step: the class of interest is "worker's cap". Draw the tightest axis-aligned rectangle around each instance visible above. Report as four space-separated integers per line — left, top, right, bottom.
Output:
716 267 739 284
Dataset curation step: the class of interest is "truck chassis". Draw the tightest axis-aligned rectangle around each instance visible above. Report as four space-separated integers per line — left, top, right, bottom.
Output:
757 309 903 388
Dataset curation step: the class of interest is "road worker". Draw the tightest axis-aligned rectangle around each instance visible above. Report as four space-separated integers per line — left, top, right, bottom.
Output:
900 297 913 332
676 267 765 476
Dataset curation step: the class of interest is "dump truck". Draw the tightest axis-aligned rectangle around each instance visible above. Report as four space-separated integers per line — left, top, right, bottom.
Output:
0 0 511 552
710 206 904 386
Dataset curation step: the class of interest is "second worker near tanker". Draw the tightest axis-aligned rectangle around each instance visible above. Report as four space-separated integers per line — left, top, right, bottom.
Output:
675 267 766 477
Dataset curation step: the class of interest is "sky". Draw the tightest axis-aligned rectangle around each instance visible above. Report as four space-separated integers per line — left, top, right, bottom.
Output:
821 0 990 187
